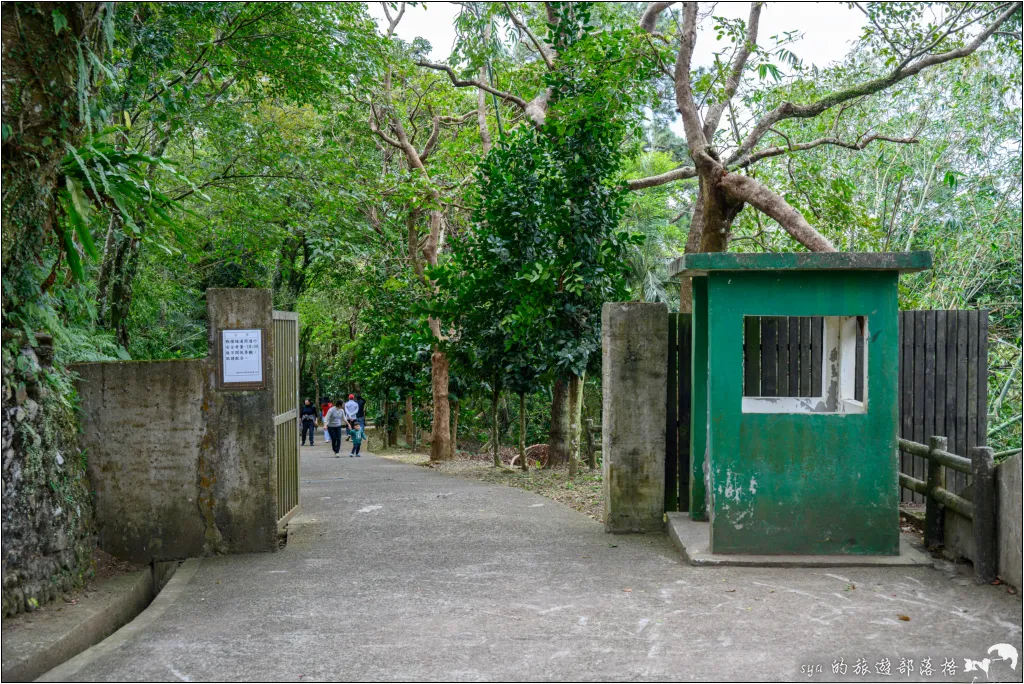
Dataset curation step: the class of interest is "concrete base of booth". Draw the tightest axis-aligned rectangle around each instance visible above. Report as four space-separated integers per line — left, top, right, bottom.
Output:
667 512 932 567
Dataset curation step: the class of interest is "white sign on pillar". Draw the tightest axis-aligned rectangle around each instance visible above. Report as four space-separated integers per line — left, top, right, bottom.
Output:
221 329 263 385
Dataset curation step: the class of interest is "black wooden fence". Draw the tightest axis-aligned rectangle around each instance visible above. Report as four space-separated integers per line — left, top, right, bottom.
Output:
665 313 691 512
898 310 988 501
665 309 989 511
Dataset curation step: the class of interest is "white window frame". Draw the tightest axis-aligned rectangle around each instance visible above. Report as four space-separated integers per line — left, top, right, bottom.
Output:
742 315 868 414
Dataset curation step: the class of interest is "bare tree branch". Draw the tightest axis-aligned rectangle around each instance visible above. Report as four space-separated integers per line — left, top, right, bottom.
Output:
420 112 475 162
731 133 919 169
626 165 697 190
381 1 406 39
368 105 402 149
726 2 1020 165
703 2 762 140
640 1 677 33
674 3 708 156
717 171 837 252
416 60 529 111
504 3 555 69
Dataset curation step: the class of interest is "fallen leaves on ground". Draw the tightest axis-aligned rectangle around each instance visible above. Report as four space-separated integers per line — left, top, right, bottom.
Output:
426 455 605 522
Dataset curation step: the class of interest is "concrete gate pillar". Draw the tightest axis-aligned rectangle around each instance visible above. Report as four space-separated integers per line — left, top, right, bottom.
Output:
73 288 279 563
602 302 668 533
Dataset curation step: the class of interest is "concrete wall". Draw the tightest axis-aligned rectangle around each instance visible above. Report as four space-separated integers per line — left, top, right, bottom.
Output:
202 289 278 555
996 452 1022 590
76 360 208 562
602 302 668 533
942 452 1022 590
73 289 278 564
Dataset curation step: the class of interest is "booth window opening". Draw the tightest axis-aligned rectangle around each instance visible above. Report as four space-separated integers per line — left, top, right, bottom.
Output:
741 315 867 414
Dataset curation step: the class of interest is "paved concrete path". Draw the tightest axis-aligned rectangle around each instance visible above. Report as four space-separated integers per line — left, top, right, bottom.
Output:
66 445 1022 682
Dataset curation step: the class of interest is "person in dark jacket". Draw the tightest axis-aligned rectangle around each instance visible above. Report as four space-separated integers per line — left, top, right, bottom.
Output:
300 398 318 446
355 392 367 429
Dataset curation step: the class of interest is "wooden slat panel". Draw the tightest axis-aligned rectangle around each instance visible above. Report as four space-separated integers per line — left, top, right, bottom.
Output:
799 317 812 396
900 312 915 502
666 313 678 512
777 317 791 397
788 318 799 397
761 317 777 396
678 314 692 512
924 310 936 471
811 316 823 397
934 310 947 463
854 316 864 402
744 317 760 396
966 310 980 492
917 313 933 501
978 310 989 449
945 312 959 483
955 310 970 493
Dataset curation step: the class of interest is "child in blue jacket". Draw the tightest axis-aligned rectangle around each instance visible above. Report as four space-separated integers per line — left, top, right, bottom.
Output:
347 423 366 457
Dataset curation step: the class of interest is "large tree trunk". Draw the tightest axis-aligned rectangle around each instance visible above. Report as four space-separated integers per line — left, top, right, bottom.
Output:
679 188 707 313
404 395 414 449
429 345 452 461
450 400 459 458
407 210 421 276
105 234 142 349
546 378 571 468
490 384 501 468
568 374 584 478
518 391 528 472
389 399 398 446
477 66 492 155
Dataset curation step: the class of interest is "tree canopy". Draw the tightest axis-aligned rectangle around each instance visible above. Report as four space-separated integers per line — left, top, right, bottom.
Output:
1 5 1020 606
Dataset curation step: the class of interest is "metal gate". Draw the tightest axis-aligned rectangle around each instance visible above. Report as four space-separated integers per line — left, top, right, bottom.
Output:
273 310 300 527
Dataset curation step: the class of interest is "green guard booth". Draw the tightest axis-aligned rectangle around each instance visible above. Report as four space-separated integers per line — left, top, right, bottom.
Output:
672 252 932 555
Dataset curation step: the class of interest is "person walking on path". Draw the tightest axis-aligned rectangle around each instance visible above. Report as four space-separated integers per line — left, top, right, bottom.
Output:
347 422 366 457
344 394 359 432
300 398 318 446
325 398 347 456
355 392 367 430
321 399 332 444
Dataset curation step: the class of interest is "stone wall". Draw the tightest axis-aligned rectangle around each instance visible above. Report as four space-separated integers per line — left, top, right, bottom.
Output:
72 289 278 564
2 335 95 618
602 302 668 533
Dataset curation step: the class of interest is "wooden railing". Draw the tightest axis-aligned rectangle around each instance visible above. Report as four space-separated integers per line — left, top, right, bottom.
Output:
897 435 996 582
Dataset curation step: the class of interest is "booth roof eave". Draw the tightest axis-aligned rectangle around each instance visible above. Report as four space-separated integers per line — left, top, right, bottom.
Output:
667 251 932 279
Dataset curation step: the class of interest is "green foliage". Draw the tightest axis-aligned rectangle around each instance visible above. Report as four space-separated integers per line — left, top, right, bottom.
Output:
438 3 655 387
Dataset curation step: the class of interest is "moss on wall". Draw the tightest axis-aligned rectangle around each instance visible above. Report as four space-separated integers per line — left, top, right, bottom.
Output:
2 336 95 618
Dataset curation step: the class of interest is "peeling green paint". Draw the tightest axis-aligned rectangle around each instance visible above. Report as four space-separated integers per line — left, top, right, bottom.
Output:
700 269 905 556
